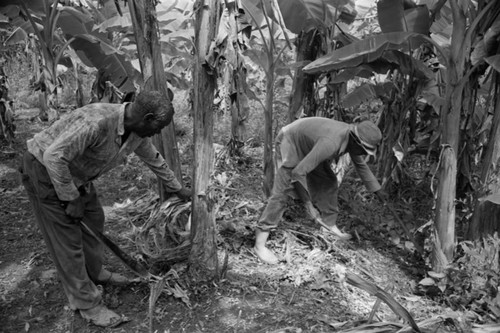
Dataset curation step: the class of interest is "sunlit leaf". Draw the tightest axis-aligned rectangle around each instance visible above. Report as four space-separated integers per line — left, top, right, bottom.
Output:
243 48 269 71
479 193 500 205
428 271 446 279
486 55 500 73
3 26 27 45
0 12 8 23
419 277 436 286
330 66 377 83
94 12 132 32
342 83 377 108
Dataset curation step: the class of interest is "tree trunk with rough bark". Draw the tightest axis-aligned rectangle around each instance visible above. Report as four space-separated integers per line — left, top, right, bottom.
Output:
189 0 220 281
127 0 182 201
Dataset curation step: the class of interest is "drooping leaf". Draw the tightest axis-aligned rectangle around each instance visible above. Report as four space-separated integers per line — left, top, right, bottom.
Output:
329 67 374 83
240 0 268 31
471 39 487 66
56 7 140 93
303 32 434 74
384 50 434 79
378 0 430 35
243 0 355 34
0 0 45 13
479 193 500 205
342 83 378 108
243 48 269 71
94 12 132 33
342 81 398 108
3 26 27 45
0 12 8 23
276 0 352 33
346 271 421 332
377 0 430 50
486 55 500 73
70 35 139 93
403 6 430 35
377 0 405 33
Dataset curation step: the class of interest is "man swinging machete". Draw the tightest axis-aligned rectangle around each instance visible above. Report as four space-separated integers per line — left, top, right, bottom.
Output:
19 90 191 328
253 117 388 264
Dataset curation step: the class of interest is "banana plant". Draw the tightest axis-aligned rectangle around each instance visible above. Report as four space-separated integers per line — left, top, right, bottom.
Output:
203 0 252 156
304 28 444 185
300 0 443 263
303 0 500 269
241 0 294 197
1 0 72 121
275 0 357 122
0 0 141 113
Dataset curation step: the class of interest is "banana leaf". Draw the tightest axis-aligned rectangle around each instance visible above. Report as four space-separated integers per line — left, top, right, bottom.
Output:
486 55 500 73
303 32 435 74
276 0 354 33
377 0 430 35
3 26 27 45
341 82 396 108
243 0 356 34
2 1 140 94
57 8 140 93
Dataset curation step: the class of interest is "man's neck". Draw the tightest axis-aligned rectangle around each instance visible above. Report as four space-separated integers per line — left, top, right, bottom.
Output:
122 103 133 144
121 131 131 144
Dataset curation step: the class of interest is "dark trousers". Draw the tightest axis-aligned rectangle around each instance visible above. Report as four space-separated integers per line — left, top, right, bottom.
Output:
20 152 104 310
258 142 339 231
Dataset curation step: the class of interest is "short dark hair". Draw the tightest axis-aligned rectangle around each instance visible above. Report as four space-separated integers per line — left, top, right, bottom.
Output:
133 91 173 122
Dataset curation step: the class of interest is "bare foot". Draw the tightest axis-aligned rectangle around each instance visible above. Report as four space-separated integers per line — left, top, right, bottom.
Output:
96 269 131 285
253 246 279 264
80 303 128 328
322 225 352 240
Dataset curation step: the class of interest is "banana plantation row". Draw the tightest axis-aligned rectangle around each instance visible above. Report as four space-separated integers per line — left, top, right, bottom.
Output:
1 0 500 279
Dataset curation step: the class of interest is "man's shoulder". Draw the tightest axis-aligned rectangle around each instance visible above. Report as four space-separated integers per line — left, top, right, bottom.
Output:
291 117 346 127
77 103 121 115
69 103 121 123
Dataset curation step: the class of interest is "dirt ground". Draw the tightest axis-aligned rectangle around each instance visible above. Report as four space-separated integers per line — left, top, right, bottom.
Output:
0 108 468 333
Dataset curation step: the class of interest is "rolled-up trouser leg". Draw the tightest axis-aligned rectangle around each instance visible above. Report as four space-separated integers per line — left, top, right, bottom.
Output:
257 166 294 231
20 152 102 310
307 162 339 227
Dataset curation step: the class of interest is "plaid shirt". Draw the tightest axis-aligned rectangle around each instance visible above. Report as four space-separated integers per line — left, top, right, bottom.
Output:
27 103 182 201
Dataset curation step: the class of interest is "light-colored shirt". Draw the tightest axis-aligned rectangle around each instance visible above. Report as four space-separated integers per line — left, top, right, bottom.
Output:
27 103 182 201
277 117 381 193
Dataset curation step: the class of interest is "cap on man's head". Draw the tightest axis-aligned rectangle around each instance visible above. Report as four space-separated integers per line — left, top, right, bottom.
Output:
353 121 382 156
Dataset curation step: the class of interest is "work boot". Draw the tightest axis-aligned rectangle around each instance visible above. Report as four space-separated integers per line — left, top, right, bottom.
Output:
253 229 279 264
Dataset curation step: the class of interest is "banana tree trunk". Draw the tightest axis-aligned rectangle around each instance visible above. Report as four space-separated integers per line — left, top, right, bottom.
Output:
433 0 467 271
230 69 249 154
288 30 320 122
127 0 182 201
469 83 500 239
227 2 248 155
263 61 275 198
189 0 220 281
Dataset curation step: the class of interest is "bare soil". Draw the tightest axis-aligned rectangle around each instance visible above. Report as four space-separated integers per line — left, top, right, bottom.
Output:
0 108 464 333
